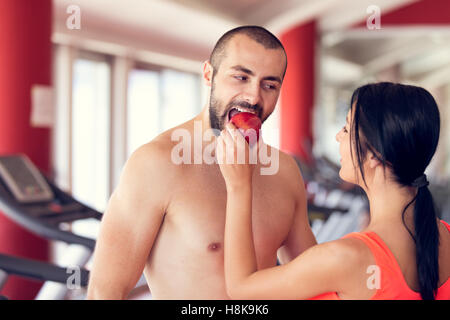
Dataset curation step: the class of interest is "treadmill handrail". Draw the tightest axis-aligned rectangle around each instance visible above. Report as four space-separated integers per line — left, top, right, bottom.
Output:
0 185 96 249
0 253 89 287
0 171 101 250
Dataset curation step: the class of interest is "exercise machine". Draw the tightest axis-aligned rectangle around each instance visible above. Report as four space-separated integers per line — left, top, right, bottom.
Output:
0 154 101 299
0 154 150 299
295 155 369 243
0 253 89 300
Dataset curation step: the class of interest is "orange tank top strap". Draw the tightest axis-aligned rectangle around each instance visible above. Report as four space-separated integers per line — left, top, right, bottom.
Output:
341 231 420 299
436 220 450 299
441 219 450 232
341 231 398 277
311 221 450 300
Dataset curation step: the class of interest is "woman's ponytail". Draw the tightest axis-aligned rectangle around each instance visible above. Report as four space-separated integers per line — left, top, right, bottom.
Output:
413 183 439 300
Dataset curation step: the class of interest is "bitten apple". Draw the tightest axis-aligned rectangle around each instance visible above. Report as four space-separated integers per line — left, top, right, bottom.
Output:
230 112 262 146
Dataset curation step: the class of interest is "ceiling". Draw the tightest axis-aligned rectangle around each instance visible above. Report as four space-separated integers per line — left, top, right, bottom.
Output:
322 27 450 89
51 0 450 89
52 0 416 59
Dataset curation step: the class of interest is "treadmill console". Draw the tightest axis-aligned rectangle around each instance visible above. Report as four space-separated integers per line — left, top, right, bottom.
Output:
0 155 54 203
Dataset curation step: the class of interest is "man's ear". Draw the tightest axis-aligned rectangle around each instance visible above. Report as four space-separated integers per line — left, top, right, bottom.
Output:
203 60 213 87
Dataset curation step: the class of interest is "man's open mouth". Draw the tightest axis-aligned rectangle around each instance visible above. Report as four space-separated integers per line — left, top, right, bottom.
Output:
227 107 259 121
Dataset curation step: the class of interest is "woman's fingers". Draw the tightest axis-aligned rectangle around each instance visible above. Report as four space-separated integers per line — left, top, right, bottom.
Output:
216 129 238 164
216 134 225 164
227 124 252 160
223 128 237 164
217 123 258 166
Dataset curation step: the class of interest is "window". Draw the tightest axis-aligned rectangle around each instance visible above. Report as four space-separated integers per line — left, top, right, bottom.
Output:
72 57 111 212
126 67 202 158
160 69 202 131
127 69 161 156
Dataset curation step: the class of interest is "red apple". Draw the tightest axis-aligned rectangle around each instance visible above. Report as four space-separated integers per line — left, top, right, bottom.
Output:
230 112 262 146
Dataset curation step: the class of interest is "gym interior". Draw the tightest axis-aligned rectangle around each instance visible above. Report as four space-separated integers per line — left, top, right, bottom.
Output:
1 0 450 300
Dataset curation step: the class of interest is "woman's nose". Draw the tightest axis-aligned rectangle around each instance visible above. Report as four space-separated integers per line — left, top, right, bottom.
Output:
336 130 342 142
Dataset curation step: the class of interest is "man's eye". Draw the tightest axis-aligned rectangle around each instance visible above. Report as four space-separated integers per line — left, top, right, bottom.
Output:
234 75 247 81
264 83 277 90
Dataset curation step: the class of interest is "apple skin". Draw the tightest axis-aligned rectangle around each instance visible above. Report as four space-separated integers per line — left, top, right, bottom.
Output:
230 112 262 146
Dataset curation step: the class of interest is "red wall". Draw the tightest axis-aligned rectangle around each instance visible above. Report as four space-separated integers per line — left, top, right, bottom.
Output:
279 0 450 164
280 20 316 163
355 0 450 27
0 0 52 299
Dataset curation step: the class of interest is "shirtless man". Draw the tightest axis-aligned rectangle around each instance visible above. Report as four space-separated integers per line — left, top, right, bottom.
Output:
87 26 317 299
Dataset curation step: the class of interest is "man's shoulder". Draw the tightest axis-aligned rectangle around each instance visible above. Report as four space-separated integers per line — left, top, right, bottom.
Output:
265 145 301 176
126 128 186 177
139 119 195 155
260 145 305 197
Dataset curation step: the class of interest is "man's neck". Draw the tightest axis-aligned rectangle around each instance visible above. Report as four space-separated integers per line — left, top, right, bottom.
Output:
197 105 212 132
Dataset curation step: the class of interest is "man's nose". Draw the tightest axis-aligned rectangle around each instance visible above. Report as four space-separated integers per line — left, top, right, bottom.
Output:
242 84 262 106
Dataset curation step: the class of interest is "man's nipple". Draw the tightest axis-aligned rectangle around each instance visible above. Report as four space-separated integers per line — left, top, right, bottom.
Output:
207 242 221 251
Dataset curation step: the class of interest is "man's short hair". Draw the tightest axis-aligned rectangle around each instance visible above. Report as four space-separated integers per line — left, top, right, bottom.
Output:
209 25 287 78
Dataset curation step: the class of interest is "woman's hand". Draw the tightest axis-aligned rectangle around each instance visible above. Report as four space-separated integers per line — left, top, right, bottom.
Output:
216 122 257 190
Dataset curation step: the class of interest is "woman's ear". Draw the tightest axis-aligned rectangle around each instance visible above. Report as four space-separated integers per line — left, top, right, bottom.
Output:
367 151 381 169
203 61 213 87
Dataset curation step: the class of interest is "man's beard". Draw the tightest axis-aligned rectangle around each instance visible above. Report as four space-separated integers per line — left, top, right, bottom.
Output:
209 86 224 134
208 80 264 134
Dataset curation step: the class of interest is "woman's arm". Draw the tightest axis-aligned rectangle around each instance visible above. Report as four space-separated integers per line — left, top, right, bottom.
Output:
224 184 356 300
224 185 256 296
217 124 358 300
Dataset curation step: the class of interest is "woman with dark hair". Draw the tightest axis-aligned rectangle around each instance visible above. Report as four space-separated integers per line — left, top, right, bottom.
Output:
217 82 450 300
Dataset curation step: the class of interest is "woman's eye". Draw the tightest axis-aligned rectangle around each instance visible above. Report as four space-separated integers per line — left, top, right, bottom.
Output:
343 126 348 133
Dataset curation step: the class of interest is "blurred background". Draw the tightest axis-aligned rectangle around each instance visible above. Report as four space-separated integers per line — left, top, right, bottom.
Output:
1 0 450 299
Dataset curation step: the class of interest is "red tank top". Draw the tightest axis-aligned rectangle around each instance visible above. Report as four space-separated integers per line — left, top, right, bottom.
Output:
310 220 450 300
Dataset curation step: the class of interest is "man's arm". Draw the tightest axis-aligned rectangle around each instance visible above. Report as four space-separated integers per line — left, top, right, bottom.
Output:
87 142 170 299
277 155 317 264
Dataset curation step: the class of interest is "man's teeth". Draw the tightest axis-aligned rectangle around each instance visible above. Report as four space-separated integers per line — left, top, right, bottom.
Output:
235 107 257 114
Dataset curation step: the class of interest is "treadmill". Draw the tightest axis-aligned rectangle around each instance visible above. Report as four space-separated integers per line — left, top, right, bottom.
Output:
0 253 90 300
0 154 102 299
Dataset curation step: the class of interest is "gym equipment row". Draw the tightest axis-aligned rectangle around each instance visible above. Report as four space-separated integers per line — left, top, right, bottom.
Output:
0 154 101 299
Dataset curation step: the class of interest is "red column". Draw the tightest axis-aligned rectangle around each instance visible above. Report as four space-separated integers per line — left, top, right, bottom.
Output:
280 21 316 163
0 0 52 299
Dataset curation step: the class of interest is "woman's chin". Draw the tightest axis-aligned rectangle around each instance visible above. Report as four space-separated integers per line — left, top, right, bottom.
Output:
338 169 353 184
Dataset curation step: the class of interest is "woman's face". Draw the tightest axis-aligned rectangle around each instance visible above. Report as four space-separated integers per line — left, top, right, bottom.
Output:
336 108 359 185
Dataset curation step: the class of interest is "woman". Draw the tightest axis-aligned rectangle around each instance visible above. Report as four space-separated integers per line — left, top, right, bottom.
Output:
216 82 450 300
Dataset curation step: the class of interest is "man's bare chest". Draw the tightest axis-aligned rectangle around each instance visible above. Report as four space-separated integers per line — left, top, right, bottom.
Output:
164 167 295 254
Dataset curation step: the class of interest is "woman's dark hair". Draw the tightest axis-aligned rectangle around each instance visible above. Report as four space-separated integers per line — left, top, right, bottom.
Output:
349 82 441 300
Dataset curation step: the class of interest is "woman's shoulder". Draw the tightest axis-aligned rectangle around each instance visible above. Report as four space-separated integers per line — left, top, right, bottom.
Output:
315 236 378 298
323 236 375 265
302 236 375 277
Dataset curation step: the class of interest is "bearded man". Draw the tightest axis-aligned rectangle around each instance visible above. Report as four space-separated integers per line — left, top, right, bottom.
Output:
87 26 316 300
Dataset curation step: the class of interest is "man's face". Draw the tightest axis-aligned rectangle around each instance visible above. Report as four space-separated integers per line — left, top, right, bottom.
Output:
208 34 286 132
